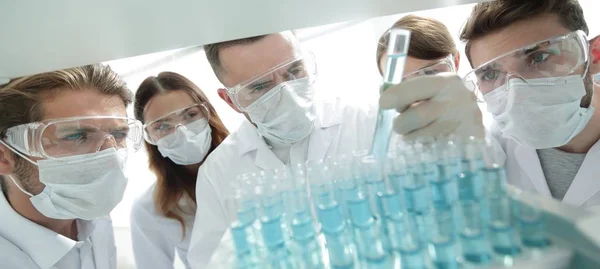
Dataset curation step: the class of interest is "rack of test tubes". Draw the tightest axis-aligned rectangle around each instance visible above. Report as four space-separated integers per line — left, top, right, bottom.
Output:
212 137 600 269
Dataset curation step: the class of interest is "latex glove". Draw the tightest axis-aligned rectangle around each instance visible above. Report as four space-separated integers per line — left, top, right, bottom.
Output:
379 73 484 141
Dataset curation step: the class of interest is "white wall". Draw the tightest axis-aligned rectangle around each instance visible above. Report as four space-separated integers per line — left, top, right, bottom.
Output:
106 1 599 267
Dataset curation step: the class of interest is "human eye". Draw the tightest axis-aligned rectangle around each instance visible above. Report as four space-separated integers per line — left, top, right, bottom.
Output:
61 131 87 142
110 127 129 140
249 82 271 93
183 110 199 120
527 51 551 67
478 67 501 82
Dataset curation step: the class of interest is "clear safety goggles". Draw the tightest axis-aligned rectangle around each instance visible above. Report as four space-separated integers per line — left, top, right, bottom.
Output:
463 30 590 102
143 103 210 145
226 53 317 110
2 116 143 159
403 55 456 80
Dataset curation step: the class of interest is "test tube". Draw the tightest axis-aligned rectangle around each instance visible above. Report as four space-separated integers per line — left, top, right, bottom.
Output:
427 206 460 269
488 195 521 256
425 140 458 209
308 159 356 268
371 29 411 158
392 214 429 268
458 136 485 201
392 144 430 214
225 176 260 267
482 137 508 196
457 200 492 265
361 155 387 220
515 195 551 248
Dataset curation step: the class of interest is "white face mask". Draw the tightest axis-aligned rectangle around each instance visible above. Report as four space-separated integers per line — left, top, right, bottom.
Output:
9 147 129 220
156 118 212 165
246 77 316 147
484 75 595 149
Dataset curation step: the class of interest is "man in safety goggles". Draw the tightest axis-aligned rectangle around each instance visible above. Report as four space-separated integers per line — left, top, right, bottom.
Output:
0 64 144 268
187 31 377 267
383 0 600 208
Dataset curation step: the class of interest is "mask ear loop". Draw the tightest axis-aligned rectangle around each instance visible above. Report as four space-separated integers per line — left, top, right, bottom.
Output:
0 139 37 165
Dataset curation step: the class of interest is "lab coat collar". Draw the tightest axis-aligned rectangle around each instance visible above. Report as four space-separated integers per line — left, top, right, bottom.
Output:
562 140 600 207
514 145 552 196
235 101 342 158
0 188 102 269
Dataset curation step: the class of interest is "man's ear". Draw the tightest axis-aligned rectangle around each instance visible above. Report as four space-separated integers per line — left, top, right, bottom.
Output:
453 51 461 72
217 88 242 113
590 35 600 74
0 143 16 176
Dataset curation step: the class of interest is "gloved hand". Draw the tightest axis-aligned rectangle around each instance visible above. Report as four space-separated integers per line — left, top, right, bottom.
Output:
379 73 484 141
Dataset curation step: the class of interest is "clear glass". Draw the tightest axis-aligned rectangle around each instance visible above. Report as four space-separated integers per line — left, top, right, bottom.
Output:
488 195 521 256
371 29 411 157
4 116 143 159
457 200 492 264
403 54 456 80
427 207 459 269
226 53 317 110
143 103 210 144
516 195 551 248
463 30 590 102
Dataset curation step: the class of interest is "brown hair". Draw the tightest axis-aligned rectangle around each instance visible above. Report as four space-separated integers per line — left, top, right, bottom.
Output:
0 64 132 193
459 0 589 66
204 35 268 80
134 72 229 234
377 15 457 74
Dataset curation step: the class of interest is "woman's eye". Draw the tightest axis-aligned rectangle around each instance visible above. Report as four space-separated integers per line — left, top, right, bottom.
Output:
481 69 500 82
184 112 199 120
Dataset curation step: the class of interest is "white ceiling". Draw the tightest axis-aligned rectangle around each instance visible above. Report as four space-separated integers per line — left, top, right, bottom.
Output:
0 0 489 79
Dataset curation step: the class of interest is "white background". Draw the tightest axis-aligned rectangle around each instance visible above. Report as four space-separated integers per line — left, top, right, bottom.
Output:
105 2 599 267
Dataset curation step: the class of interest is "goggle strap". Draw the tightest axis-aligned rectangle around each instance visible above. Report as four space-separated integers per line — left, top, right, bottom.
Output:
0 139 37 166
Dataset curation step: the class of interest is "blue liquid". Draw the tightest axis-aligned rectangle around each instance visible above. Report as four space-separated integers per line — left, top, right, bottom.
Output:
429 238 459 269
490 224 521 255
365 179 386 219
457 171 484 202
519 218 551 248
460 232 492 264
430 179 457 209
231 221 259 267
237 202 257 226
323 230 355 268
262 194 284 221
292 214 316 242
296 238 324 269
371 81 403 158
261 217 286 250
404 184 429 214
347 198 386 261
399 245 428 269
317 202 345 234
483 167 507 196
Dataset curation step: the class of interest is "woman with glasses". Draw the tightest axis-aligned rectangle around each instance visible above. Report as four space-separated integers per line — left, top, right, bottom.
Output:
129 72 229 269
376 15 460 81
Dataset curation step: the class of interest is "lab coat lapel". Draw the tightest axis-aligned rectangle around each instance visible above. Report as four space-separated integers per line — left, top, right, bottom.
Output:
308 101 341 161
514 145 552 196
254 143 285 171
562 142 600 207
90 220 115 269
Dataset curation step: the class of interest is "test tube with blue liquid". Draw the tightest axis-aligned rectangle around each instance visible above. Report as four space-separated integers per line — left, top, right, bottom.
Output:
395 214 430 269
426 206 460 269
308 160 356 268
457 200 492 265
488 195 522 258
433 139 460 209
287 163 323 269
390 144 430 215
226 176 261 267
482 137 508 196
371 29 411 158
458 137 485 202
515 195 551 249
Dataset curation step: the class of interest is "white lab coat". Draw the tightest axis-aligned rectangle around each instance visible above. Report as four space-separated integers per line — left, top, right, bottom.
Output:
490 123 600 208
0 186 117 269
186 98 377 268
130 184 195 269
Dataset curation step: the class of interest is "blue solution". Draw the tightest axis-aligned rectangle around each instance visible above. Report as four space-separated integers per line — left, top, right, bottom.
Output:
489 224 521 255
482 167 507 196
459 232 492 264
347 198 387 263
231 221 259 267
399 244 428 269
261 217 295 268
318 203 356 268
430 179 457 210
457 163 485 202
291 216 323 268
237 200 257 226
429 238 459 269
390 171 429 214
261 194 284 221
518 218 551 248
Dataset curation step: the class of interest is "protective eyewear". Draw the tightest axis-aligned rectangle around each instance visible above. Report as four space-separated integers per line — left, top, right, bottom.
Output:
463 30 590 102
2 116 143 159
403 55 456 80
226 53 317 110
143 103 210 145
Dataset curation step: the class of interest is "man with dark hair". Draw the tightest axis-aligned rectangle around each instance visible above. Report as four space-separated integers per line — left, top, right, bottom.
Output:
384 0 600 207
188 31 378 267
